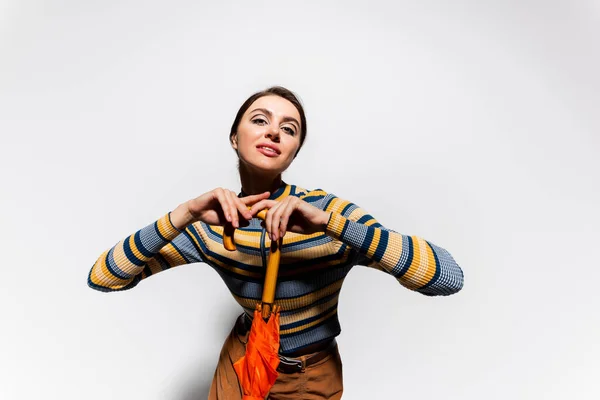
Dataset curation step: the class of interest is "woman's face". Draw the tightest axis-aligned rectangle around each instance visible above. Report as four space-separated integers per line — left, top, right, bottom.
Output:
232 95 302 175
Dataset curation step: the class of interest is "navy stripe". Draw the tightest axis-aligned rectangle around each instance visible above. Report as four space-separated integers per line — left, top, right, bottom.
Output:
123 237 146 266
105 250 132 279
213 265 264 284
170 241 190 264
360 226 375 254
322 196 336 211
357 215 373 224
279 289 342 314
339 218 349 239
142 264 152 277
154 252 170 269
182 228 204 258
280 303 338 330
373 229 388 262
279 310 338 338
340 202 353 217
397 236 414 277
154 220 168 242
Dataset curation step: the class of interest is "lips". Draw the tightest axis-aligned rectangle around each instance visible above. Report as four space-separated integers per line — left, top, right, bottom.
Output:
257 146 279 157
256 143 281 156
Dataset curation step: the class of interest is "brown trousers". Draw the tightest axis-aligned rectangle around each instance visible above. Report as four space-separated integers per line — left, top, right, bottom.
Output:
208 315 344 399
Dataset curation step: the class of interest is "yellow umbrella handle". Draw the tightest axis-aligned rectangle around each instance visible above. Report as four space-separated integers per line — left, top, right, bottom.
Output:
223 209 282 319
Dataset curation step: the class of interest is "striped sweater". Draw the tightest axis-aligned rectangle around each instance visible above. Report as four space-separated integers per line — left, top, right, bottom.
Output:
88 182 464 355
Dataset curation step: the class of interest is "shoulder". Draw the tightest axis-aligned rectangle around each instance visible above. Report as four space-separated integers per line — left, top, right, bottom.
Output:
291 185 347 212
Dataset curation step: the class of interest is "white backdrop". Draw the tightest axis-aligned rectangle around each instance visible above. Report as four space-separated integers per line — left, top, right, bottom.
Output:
1 1 599 399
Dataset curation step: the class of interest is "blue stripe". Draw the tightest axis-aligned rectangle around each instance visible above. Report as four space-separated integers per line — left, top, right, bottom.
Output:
133 231 153 258
279 289 341 313
105 250 133 279
339 218 349 240
170 241 190 264
340 202 353 216
397 236 414 277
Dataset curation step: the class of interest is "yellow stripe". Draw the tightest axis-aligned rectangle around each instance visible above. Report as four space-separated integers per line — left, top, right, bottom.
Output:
400 236 422 290
160 243 187 267
379 231 403 274
204 253 263 278
232 279 344 312
279 296 339 326
326 198 351 214
157 214 180 240
367 228 381 258
420 241 437 286
273 184 292 201
301 189 327 199
280 308 338 335
128 235 150 263
91 249 138 289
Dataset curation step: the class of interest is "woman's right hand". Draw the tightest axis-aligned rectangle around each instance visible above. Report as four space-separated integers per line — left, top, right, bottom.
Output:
186 188 271 228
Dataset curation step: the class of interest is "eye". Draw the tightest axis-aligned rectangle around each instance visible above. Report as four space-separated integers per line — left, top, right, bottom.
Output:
282 126 296 136
252 118 267 125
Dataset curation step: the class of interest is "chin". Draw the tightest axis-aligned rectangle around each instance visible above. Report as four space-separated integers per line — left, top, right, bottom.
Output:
241 157 288 175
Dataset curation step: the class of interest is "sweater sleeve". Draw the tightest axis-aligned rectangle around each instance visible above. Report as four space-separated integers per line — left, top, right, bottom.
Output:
87 212 205 292
322 194 464 296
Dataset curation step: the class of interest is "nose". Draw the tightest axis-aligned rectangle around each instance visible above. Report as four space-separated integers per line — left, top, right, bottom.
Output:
265 126 280 141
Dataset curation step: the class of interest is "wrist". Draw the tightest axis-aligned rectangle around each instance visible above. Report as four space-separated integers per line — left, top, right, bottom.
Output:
320 211 332 232
170 202 196 231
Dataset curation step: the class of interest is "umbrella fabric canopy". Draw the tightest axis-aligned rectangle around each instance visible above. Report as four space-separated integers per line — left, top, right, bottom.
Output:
223 209 283 399
233 304 281 400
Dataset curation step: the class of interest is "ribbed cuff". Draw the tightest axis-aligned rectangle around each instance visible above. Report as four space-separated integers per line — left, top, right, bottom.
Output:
157 212 183 241
325 212 347 240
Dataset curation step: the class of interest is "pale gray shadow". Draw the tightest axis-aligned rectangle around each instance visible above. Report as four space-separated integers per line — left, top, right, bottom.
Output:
175 305 242 400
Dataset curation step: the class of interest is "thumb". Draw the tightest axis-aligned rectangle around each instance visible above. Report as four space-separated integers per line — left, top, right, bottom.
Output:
240 191 271 205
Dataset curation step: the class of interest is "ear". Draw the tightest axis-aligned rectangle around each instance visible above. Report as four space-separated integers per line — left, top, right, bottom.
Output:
230 133 238 150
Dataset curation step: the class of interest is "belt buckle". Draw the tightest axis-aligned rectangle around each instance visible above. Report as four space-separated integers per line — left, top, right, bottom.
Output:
278 356 304 373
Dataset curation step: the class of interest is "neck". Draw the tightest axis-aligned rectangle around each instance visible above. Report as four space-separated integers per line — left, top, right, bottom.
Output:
238 162 284 197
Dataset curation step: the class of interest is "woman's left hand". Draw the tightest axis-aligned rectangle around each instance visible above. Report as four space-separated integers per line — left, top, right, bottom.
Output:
248 197 331 241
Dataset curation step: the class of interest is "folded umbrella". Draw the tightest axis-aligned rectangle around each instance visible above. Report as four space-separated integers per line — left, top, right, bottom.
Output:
223 209 283 400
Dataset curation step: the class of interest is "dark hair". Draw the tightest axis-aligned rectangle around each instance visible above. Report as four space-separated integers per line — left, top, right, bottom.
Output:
229 86 307 157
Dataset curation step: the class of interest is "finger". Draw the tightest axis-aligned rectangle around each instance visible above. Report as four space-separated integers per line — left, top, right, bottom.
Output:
225 190 243 227
220 190 238 228
234 195 253 220
271 199 291 241
249 199 277 216
240 191 271 206
214 189 232 223
277 199 296 238
266 202 282 241
225 190 250 222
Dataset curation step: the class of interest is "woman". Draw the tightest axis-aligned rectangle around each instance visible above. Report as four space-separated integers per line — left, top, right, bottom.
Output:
87 86 464 399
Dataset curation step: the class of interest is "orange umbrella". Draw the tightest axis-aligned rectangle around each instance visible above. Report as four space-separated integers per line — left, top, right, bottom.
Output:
223 209 283 399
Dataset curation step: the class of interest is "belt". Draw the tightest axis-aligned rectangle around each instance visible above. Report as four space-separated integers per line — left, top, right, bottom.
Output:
235 313 338 374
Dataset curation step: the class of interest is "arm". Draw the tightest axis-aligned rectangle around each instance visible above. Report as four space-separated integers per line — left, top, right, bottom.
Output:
323 194 464 296
87 208 204 292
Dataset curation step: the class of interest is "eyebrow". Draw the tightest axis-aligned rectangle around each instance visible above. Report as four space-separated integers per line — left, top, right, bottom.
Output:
249 108 300 129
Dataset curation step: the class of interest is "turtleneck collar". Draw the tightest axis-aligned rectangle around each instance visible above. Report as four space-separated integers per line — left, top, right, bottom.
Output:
238 181 292 201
